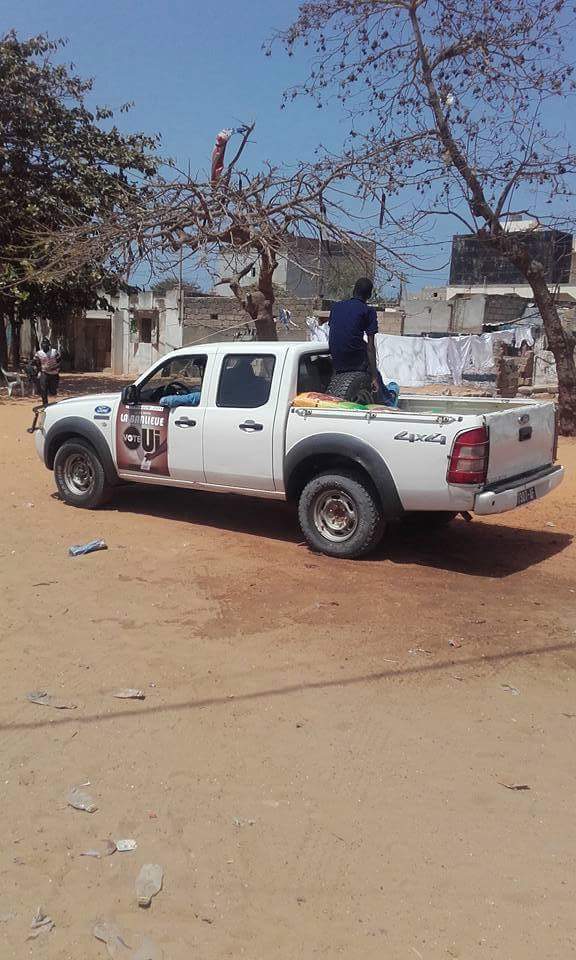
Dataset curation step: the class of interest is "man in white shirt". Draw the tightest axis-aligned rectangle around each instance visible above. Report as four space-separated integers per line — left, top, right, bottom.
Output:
33 337 61 406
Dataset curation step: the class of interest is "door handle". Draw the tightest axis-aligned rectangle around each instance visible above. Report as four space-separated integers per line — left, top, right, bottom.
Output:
175 418 197 427
239 420 263 432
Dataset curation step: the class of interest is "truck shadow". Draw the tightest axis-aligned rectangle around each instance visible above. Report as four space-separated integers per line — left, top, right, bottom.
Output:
109 485 571 578
382 519 572 578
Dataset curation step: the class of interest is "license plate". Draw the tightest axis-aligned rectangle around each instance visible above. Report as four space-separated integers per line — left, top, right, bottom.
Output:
517 486 536 506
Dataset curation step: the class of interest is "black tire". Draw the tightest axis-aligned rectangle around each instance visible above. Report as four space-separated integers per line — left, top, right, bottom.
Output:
404 511 457 529
53 438 113 509
327 370 373 404
298 470 385 559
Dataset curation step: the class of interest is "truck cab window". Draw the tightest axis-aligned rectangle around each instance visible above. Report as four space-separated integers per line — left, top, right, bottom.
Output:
217 354 276 408
297 353 333 394
138 355 207 404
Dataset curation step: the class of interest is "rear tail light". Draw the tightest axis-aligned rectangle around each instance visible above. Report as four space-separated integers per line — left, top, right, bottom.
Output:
447 426 489 485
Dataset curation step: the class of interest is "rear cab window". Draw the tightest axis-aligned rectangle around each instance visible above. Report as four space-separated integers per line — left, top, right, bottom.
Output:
297 353 333 394
217 354 276 408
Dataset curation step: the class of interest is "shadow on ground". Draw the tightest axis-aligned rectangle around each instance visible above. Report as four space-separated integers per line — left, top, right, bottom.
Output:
5 638 575 735
96 484 573 578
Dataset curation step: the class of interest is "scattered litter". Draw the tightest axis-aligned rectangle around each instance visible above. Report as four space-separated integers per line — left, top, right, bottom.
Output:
27 907 54 940
116 839 137 852
94 919 132 957
113 689 146 700
25 502 35 508
68 538 108 557
460 511 473 522
473 618 487 624
501 683 520 696
67 786 98 813
148 811 158 820
499 782 531 791
408 648 432 656
545 522 556 528
448 640 462 648
32 580 58 587
81 839 116 858
136 864 163 908
232 817 256 827
26 690 77 710
381 658 399 663
314 601 339 608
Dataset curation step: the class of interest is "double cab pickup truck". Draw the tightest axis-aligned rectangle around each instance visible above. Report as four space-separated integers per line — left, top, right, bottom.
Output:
32 341 564 559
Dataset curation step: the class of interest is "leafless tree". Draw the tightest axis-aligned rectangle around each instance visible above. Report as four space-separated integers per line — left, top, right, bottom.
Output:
27 125 404 341
273 0 576 433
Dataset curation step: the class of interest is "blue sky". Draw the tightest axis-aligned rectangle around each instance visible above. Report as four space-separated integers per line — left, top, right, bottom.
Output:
7 1 575 292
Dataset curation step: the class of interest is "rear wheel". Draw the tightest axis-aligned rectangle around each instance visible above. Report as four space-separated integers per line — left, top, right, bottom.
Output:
54 439 112 509
327 370 373 404
298 470 385 559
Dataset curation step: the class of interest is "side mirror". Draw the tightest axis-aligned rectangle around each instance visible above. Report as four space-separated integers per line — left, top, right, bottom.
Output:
121 384 139 405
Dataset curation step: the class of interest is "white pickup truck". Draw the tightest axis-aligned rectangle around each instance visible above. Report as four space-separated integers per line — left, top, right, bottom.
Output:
32 341 563 559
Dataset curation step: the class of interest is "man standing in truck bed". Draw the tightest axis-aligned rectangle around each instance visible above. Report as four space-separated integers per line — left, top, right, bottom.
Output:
321 277 379 395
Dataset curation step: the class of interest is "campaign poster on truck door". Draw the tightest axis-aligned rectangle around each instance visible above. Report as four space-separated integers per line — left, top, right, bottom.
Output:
116 403 169 476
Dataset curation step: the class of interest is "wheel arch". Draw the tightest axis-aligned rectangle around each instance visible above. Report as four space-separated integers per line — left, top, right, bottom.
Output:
45 418 119 485
284 433 403 519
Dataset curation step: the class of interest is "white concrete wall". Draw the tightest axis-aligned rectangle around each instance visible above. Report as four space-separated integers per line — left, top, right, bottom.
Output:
111 288 184 378
447 282 576 300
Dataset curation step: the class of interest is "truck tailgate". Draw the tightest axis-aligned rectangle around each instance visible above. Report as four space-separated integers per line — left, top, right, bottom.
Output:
484 401 555 483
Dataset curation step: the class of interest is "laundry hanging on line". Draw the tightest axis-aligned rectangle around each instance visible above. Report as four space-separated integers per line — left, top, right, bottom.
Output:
305 317 534 387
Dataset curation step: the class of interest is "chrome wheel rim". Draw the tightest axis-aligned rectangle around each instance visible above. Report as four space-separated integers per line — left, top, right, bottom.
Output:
63 453 95 496
313 489 358 542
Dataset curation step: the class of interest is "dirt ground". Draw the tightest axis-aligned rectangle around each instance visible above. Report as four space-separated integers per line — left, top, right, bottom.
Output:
1 379 575 960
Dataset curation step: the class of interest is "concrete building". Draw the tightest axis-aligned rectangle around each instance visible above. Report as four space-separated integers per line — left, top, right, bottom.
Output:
447 219 576 300
215 237 376 300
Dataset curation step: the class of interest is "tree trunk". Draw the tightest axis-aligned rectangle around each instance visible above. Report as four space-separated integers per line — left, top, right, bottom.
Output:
254 303 277 341
0 316 7 368
228 249 279 341
528 271 576 436
9 318 22 368
255 249 278 342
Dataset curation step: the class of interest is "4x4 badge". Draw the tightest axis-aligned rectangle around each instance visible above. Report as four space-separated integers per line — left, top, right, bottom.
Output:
394 431 446 445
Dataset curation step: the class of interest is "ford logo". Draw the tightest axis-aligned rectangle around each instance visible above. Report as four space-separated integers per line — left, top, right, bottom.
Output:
95 405 111 415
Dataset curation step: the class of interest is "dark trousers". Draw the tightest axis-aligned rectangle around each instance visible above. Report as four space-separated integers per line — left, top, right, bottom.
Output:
38 372 59 406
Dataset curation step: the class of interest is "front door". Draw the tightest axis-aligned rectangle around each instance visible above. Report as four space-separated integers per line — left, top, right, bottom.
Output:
115 353 207 484
203 352 279 491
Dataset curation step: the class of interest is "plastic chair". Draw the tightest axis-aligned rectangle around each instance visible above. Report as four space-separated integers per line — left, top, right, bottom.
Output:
0 364 25 397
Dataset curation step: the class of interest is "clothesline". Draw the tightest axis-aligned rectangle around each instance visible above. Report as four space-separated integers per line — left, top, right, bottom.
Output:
305 317 534 387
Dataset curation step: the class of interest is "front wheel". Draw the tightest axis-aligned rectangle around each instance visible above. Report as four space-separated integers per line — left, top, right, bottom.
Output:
54 439 113 509
298 470 385 559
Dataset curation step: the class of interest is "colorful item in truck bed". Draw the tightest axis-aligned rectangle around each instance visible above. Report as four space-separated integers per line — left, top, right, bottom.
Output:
292 392 402 412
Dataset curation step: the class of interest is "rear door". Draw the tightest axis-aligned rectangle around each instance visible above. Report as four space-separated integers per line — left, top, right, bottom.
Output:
484 401 555 483
203 351 281 491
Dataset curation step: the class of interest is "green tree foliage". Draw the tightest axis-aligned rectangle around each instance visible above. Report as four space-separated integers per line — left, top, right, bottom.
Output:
151 278 205 297
0 32 158 364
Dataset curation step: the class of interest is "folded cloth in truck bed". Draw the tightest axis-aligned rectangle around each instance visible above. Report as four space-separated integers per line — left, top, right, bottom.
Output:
292 392 402 412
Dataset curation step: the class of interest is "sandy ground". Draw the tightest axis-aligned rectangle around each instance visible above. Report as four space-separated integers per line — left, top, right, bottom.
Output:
1 380 575 960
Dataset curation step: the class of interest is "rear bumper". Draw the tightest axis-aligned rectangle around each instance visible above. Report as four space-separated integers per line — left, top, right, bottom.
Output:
474 464 564 516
